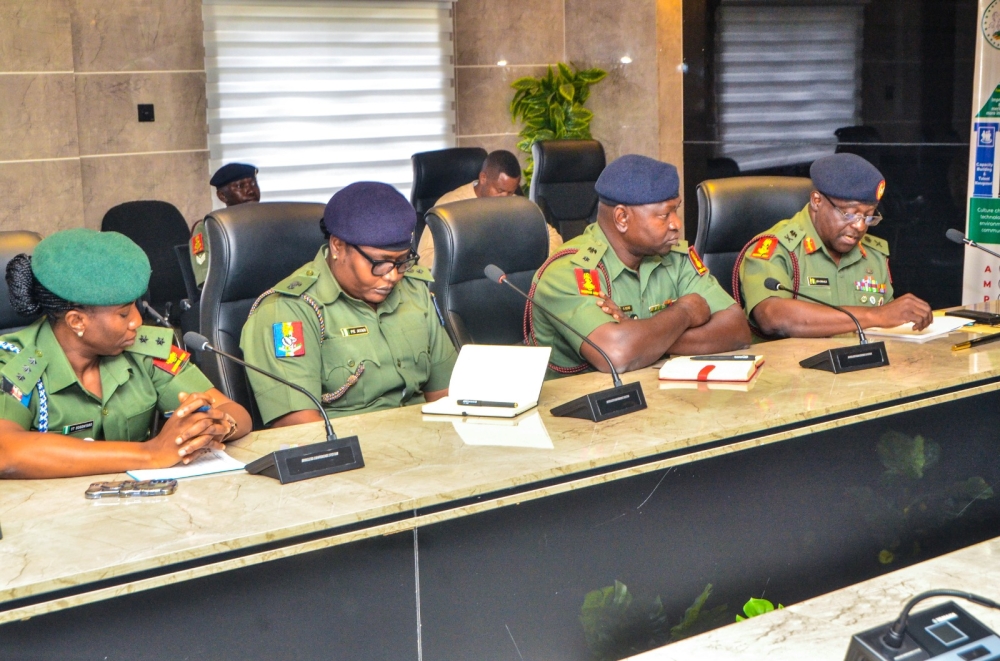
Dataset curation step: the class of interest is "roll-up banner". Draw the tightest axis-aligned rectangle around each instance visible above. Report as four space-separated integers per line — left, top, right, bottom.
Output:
964 1 1000 302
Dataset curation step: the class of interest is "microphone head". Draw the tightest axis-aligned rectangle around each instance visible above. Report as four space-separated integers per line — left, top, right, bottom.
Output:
484 264 506 283
183 331 211 352
945 228 967 245
763 277 782 292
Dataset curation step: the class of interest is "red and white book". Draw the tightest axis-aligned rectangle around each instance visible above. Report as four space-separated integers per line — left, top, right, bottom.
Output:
658 354 765 383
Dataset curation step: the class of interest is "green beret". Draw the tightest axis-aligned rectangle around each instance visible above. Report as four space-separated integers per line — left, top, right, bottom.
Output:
32 229 151 306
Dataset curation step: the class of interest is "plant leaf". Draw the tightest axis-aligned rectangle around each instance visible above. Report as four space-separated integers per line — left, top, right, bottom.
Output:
559 83 576 103
741 597 775 619
557 62 574 82
511 77 539 91
578 67 608 84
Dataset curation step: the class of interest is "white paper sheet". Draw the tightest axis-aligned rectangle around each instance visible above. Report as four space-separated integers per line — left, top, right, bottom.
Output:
127 449 245 481
866 316 972 342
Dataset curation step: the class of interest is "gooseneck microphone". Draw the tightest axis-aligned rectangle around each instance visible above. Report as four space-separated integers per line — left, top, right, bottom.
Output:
761 278 889 373
183 331 336 443
946 228 1000 260
141 300 173 328
484 264 646 422
485 264 623 387
763 277 868 344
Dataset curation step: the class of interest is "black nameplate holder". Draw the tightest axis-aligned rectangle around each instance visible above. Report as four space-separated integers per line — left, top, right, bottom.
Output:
551 382 647 422
245 436 364 484
799 341 889 374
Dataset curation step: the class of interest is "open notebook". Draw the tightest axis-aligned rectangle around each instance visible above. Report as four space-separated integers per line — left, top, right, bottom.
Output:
421 345 551 418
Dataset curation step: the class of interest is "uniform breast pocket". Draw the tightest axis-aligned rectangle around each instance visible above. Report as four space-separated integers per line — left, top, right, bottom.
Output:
322 336 380 405
399 326 432 378
125 405 156 441
802 273 835 304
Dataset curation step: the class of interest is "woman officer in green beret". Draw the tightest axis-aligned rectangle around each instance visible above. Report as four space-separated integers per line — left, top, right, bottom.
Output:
0 228 252 479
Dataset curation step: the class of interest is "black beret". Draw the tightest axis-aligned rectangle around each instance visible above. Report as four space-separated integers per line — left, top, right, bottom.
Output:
594 154 680 206
323 182 416 250
810 153 886 204
210 163 258 189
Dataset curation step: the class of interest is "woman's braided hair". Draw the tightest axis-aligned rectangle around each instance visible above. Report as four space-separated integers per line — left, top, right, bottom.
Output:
6 254 83 323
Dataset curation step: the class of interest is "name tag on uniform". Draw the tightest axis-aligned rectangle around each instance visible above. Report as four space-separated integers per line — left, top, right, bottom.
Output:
340 326 369 337
808 277 830 287
63 420 95 435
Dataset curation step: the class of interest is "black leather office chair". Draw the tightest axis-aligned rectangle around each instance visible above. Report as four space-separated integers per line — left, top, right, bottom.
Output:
425 197 548 348
0 231 42 335
529 139 605 241
694 176 814 298
410 147 488 246
199 202 327 425
101 201 191 322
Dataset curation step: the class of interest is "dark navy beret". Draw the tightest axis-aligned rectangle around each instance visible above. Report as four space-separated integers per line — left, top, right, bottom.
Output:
810 153 886 203
595 154 680 206
323 182 416 250
210 163 258 188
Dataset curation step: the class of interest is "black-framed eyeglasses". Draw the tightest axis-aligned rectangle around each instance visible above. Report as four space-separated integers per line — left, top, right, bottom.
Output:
820 193 883 227
348 243 419 276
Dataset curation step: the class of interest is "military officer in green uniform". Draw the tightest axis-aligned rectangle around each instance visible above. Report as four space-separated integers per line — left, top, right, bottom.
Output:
528 154 751 377
736 153 933 338
0 229 251 479
190 162 261 288
240 182 457 427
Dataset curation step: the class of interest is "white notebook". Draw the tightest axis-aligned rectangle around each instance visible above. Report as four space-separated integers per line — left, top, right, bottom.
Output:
659 355 764 383
421 345 551 418
866 315 971 342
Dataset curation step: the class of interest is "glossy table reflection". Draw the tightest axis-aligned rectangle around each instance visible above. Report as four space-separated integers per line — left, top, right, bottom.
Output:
3 334 1000 660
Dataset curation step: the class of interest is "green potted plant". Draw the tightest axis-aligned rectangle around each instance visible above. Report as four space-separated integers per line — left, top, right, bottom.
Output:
509 62 607 190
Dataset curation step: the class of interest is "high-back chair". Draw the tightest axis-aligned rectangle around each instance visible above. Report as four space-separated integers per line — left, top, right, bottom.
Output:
410 147 488 246
0 231 43 335
694 176 814 297
198 202 327 424
529 140 605 241
424 197 548 348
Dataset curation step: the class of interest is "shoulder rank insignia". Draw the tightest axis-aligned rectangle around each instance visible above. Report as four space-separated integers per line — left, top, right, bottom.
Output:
273 322 306 357
275 270 318 296
127 325 175 360
803 237 819 254
191 232 205 255
669 239 690 255
688 247 708 276
404 264 434 283
152 346 190 375
750 237 777 261
574 268 602 296
860 233 889 256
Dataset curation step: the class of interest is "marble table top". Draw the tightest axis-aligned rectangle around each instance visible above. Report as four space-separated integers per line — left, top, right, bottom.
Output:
3 332 1000 618
628 536 1000 661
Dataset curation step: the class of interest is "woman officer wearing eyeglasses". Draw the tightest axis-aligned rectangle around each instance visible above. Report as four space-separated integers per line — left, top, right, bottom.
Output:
240 182 457 427
735 152 933 339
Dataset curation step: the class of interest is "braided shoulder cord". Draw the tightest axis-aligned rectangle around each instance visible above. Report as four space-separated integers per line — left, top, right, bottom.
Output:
248 289 326 343
321 362 365 404
731 234 800 341
523 248 612 375
0 341 48 433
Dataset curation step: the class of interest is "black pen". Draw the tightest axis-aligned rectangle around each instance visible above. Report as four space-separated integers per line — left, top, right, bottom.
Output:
689 355 757 361
952 332 1000 351
456 399 518 408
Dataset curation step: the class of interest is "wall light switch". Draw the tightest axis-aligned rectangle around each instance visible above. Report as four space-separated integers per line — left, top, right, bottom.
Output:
138 104 155 122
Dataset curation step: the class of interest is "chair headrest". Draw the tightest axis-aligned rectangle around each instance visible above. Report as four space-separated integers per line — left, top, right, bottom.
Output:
425 197 548 284
531 140 606 184
410 148 488 214
203 202 327 302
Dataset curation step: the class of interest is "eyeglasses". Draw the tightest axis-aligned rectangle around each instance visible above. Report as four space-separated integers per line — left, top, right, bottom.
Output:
349 243 418 276
820 193 882 227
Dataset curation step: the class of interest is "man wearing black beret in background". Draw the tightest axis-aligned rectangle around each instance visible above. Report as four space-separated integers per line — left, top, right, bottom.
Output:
527 154 751 378
736 153 933 339
189 163 261 288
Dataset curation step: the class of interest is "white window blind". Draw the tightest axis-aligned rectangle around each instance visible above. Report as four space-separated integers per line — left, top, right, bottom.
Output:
715 1 865 171
203 0 456 206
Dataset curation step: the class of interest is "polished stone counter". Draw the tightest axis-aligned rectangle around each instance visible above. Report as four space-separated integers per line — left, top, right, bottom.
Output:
628 536 1000 661
3 333 1000 622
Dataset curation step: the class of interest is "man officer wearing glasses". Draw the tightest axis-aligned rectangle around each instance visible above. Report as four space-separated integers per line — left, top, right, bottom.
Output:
736 153 933 338
240 182 457 427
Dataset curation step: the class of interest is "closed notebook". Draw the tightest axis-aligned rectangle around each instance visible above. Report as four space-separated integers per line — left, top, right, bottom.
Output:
658 355 764 383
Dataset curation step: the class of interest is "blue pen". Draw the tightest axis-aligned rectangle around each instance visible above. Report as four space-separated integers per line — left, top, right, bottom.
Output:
163 405 210 418
430 292 446 327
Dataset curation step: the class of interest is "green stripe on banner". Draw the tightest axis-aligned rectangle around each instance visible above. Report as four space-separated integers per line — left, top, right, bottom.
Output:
969 198 1000 243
